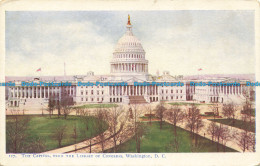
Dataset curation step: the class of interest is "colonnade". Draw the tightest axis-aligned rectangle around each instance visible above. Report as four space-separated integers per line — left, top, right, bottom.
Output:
109 85 158 96
9 86 76 99
111 63 148 73
210 84 246 95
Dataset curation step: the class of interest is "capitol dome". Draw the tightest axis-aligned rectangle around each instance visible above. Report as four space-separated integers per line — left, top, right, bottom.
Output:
114 28 145 53
110 15 148 76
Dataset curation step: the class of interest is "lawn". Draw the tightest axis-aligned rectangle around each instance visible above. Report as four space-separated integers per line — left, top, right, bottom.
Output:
74 103 118 109
6 115 108 153
168 102 212 106
208 119 255 133
106 122 237 153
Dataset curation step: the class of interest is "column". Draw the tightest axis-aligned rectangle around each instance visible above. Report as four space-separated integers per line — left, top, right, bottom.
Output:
48 87 50 98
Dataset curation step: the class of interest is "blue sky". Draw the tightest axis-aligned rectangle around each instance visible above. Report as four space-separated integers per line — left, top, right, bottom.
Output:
5 11 255 76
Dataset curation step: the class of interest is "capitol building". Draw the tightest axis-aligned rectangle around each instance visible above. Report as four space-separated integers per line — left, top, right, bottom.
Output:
5 16 253 110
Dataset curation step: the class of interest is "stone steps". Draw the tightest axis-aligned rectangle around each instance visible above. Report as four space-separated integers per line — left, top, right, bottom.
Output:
129 96 147 104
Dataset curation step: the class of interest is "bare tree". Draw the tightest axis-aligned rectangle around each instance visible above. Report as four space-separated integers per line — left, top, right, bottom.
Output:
207 121 218 143
72 123 78 152
219 125 231 152
80 110 95 153
247 132 255 152
26 137 46 153
145 105 153 125
236 130 249 152
95 108 108 153
47 95 55 118
185 104 204 147
166 105 184 136
52 125 67 148
210 104 219 119
107 105 126 152
242 100 253 123
155 102 166 130
6 109 31 153
129 103 144 153
214 124 222 152
213 124 231 152
194 117 204 146
185 104 200 138
222 102 237 126
60 90 74 119
135 123 146 153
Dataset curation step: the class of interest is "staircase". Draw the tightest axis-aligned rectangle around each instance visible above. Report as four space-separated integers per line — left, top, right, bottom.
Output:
129 96 148 104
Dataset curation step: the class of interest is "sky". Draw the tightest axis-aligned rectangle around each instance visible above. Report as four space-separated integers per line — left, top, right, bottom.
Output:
5 11 255 76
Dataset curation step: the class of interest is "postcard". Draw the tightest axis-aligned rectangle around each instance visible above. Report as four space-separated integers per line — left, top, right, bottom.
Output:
0 0 259 165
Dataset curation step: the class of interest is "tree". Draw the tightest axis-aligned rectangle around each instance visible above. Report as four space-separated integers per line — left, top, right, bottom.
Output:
155 102 166 130
145 105 153 125
213 124 231 152
47 95 55 118
72 123 78 152
242 100 253 123
107 105 126 152
129 103 144 153
60 88 74 119
222 102 237 126
166 105 184 136
80 110 95 153
6 109 31 153
52 125 67 147
235 129 255 152
236 130 249 152
247 132 255 152
95 108 108 153
135 123 146 153
219 125 231 152
207 121 218 143
185 104 203 147
25 138 46 153
210 104 219 119
194 117 204 146
185 104 200 138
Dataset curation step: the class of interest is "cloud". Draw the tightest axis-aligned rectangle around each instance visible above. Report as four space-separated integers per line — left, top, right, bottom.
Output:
5 11 255 76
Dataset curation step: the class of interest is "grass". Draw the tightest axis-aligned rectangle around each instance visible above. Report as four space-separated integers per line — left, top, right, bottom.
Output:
105 122 237 153
168 102 213 106
140 115 158 120
208 119 255 133
6 115 108 153
74 103 118 109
